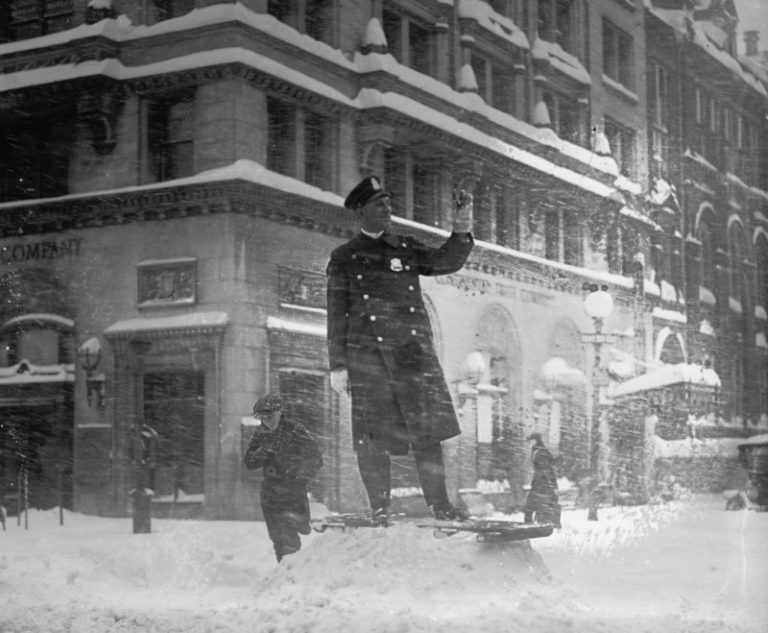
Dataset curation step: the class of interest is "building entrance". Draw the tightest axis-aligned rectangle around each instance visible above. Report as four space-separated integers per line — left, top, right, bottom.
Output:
0 401 73 513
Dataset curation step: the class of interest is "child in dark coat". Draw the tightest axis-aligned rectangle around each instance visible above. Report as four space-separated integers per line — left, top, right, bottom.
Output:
244 394 323 562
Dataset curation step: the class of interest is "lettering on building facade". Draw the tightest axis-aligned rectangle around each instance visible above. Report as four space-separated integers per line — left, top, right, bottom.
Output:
433 273 555 305
0 238 83 265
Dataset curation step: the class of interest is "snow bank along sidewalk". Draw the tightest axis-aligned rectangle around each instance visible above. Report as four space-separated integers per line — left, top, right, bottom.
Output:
0 495 766 633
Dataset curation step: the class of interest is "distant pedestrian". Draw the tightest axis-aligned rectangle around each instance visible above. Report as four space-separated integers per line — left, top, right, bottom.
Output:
523 433 561 528
244 394 323 562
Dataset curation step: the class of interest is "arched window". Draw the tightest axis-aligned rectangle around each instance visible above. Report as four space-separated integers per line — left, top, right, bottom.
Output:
727 221 748 306
755 232 768 311
695 207 717 304
0 314 75 367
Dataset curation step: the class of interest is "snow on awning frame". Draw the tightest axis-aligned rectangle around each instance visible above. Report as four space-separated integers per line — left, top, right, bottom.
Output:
103 311 229 339
608 362 721 400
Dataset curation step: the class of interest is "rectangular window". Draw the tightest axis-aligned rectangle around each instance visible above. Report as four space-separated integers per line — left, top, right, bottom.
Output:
494 183 520 249
709 98 720 133
490 64 514 115
413 163 438 226
383 5 435 78
563 211 583 266
555 0 574 53
605 117 635 177
267 97 297 177
268 98 336 190
268 0 335 44
0 117 70 201
156 0 195 21
695 87 704 124
149 91 195 182
7 0 74 40
544 91 583 146
471 55 488 100
544 209 560 261
305 0 334 44
603 19 633 90
304 111 335 191
649 63 668 128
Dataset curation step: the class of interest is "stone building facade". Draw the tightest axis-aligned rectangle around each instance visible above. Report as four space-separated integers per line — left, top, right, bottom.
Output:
0 0 765 519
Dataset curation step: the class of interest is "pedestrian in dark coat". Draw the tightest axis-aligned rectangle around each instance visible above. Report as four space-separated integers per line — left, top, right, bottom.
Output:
523 433 561 528
244 394 323 562
326 175 474 522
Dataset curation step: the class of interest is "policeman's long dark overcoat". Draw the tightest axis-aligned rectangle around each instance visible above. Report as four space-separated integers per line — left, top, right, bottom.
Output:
326 231 473 454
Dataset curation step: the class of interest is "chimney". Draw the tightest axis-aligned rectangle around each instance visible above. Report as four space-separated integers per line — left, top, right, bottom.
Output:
744 30 759 57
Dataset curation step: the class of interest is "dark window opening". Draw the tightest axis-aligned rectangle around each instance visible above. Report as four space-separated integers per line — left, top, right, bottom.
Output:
382 6 434 77
603 19 633 90
267 97 297 177
413 163 437 226
605 117 635 178
563 212 583 266
148 91 195 182
156 0 195 21
4 0 74 41
545 209 560 261
305 111 334 190
0 118 71 202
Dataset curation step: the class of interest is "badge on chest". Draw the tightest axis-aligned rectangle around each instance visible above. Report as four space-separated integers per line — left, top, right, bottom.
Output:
390 257 403 272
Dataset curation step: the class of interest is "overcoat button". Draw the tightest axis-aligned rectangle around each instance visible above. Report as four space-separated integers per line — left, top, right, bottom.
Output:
409 307 415 313
405 265 410 271
408 285 414 291
370 315 376 321
363 294 370 300
411 329 417 335
357 274 363 280
377 336 383 342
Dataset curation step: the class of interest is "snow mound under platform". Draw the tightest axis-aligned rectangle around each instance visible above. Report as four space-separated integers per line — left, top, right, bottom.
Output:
245 522 592 633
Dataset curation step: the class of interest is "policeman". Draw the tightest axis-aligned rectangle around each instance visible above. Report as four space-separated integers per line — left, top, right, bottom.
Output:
326 175 474 522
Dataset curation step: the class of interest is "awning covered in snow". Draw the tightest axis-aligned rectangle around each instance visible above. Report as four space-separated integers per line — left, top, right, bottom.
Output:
104 311 229 339
608 362 720 399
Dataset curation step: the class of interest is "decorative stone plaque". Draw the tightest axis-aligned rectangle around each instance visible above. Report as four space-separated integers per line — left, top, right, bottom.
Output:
138 258 196 307
278 265 326 310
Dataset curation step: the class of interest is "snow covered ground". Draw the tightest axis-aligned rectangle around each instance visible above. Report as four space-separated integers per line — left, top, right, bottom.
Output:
1 495 765 633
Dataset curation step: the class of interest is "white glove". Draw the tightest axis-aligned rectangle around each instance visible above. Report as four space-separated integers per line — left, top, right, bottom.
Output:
330 368 350 395
452 190 474 233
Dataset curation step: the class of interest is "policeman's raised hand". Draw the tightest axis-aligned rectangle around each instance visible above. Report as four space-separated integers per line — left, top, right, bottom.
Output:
330 368 350 395
452 189 474 233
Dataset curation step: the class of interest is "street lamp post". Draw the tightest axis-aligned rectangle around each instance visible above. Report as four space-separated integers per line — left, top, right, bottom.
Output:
582 286 616 521
128 340 155 534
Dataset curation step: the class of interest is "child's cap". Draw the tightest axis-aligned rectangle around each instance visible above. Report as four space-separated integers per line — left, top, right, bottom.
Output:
253 393 285 416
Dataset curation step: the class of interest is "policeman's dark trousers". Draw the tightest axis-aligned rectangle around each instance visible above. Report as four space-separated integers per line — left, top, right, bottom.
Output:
357 443 451 512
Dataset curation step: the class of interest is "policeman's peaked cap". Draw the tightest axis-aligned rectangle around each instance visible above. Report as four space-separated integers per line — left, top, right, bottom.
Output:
344 176 390 210
253 393 285 416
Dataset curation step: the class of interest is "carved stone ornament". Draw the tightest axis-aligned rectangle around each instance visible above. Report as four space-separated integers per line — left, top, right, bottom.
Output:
76 82 124 155
137 259 197 307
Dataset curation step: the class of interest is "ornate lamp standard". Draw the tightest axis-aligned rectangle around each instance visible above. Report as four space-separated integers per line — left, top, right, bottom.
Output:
582 285 616 521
